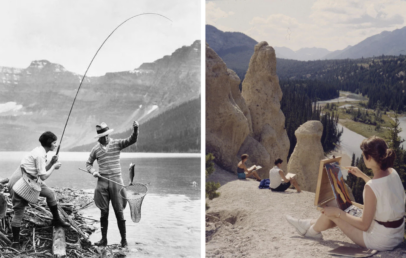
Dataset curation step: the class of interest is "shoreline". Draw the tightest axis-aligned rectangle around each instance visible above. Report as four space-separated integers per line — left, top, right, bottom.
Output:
82 192 201 258
0 152 201 161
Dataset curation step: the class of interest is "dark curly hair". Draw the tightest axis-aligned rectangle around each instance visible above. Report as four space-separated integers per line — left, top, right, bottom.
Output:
360 136 395 170
241 154 249 161
39 131 57 148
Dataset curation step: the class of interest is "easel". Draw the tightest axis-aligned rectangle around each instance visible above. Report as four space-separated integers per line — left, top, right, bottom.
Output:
314 156 363 210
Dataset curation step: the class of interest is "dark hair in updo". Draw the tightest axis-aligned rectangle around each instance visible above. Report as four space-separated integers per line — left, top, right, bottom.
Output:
241 154 249 161
274 158 283 165
360 136 395 170
39 131 57 148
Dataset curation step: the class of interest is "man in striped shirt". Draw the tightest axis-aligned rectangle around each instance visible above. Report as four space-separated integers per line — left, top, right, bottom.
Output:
86 121 139 247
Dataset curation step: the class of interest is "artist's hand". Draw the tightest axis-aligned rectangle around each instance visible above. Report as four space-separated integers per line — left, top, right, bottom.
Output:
346 166 364 178
54 162 62 170
93 172 101 178
133 121 139 130
50 155 58 165
321 207 341 218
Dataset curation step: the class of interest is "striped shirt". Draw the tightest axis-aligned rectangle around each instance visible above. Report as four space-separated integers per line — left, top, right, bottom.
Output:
86 129 138 177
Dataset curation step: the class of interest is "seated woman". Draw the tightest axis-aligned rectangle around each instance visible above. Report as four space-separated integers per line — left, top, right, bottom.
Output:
237 154 262 181
8 131 69 250
269 159 301 193
285 136 405 251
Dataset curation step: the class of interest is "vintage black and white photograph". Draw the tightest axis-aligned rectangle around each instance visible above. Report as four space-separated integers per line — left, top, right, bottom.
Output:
0 0 201 257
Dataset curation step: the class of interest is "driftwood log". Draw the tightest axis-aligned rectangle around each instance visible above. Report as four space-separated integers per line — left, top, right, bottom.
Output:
58 206 88 240
53 226 66 256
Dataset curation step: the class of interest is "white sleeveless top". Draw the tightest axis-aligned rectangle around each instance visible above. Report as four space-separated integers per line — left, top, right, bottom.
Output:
269 166 282 189
362 169 405 250
363 169 405 222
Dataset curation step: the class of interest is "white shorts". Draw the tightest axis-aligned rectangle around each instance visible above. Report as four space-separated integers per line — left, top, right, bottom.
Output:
363 220 404 251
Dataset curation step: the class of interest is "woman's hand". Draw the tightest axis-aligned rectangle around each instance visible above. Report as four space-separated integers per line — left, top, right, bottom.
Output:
321 207 341 218
50 155 58 165
346 166 364 178
53 162 62 170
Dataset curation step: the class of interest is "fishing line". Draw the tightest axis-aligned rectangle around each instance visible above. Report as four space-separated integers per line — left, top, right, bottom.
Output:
56 13 172 155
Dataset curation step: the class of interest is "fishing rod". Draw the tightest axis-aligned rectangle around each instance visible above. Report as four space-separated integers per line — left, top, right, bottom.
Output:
56 13 172 155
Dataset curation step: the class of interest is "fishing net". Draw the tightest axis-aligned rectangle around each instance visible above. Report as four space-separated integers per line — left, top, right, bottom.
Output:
120 183 148 223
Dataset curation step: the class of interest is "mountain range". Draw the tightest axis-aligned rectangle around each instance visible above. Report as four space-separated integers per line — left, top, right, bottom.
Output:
0 40 201 151
206 25 406 66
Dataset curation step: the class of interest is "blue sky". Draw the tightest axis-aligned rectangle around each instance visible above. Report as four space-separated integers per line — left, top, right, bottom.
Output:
0 0 201 76
206 0 406 51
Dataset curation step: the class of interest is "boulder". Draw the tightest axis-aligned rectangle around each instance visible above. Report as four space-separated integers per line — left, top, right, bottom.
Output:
206 44 250 172
228 69 253 134
287 120 325 192
237 136 271 178
241 42 289 172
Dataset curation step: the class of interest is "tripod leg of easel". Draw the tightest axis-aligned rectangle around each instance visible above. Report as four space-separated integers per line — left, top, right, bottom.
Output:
53 226 66 256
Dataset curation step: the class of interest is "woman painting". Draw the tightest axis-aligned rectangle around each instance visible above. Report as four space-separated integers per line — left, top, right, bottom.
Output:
286 136 405 251
8 131 69 250
237 154 262 181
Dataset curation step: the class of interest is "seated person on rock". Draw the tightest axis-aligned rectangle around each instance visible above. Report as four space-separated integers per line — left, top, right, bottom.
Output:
285 136 405 251
237 154 262 181
269 159 301 193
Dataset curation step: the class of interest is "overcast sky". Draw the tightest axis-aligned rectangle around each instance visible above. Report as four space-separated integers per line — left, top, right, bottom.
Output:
0 0 200 76
206 0 406 51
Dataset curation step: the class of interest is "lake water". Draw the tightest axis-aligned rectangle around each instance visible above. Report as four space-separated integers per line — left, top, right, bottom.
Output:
394 116 406 148
337 124 365 159
319 96 406 155
0 151 201 257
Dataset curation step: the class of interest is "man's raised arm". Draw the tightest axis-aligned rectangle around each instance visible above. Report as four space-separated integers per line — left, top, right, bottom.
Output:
118 121 139 150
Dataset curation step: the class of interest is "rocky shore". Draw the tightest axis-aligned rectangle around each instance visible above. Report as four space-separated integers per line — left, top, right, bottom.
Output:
206 169 406 258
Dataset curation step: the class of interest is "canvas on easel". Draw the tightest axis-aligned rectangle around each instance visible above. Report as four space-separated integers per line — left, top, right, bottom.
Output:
315 157 363 216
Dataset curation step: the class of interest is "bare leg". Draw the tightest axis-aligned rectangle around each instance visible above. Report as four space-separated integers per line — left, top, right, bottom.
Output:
312 214 336 232
313 215 366 247
290 178 301 193
330 217 366 247
247 170 261 180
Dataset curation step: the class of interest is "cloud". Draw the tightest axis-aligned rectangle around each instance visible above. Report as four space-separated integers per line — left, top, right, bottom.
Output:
246 14 315 48
311 0 405 28
206 2 234 24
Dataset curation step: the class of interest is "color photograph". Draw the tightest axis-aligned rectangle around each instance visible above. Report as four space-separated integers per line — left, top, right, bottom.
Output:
206 0 406 257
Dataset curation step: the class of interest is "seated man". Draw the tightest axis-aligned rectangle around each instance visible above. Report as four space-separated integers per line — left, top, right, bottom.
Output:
269 159 301 193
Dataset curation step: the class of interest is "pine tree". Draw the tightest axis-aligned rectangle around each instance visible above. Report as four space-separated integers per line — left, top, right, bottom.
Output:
206 153 220 209
385 114 406 187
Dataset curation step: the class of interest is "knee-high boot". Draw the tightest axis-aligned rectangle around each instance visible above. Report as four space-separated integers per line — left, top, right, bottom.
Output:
94 217 108 246
11 226 21 250
49 204 70 227
117 220 127 247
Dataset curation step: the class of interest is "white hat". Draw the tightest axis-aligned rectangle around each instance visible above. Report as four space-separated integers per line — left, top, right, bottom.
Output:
95 122 114 138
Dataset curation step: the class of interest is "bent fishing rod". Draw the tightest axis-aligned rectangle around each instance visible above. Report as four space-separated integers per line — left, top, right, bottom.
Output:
56 13 172 155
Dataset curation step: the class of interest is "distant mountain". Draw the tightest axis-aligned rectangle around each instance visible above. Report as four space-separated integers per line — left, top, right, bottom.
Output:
274 47 331 61
206 25 257 79
0 40 201 151
206 25 333 80
71 97 200 153
324 26 406 59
